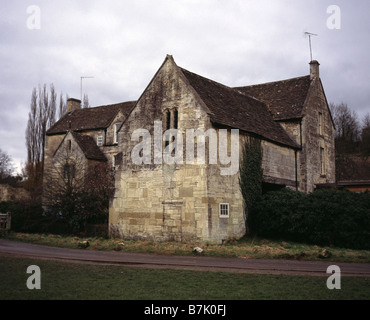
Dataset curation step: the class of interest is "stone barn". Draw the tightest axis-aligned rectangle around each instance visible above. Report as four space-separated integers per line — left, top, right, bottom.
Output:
44 55 335 243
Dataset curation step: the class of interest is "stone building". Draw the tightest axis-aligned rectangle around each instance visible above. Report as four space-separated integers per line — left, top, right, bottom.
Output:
43 99 135 206
43 55 335 243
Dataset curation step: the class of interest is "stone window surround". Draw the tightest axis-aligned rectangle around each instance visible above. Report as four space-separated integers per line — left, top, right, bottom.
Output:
219 203 230 218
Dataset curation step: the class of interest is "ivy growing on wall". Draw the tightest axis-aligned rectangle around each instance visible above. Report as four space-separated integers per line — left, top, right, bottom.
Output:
239 136 263 230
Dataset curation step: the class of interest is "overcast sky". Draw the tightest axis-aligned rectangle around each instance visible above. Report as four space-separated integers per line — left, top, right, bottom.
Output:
1 0 369 173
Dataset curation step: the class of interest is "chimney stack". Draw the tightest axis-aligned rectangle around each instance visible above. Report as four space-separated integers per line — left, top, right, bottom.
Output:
67 98 81 113
309 60 320 80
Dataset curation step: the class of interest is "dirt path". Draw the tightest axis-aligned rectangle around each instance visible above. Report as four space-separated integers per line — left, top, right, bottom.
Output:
1 239 370 276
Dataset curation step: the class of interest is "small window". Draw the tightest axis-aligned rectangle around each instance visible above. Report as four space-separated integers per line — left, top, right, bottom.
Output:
166 110 171 130
67 140 72 151
97 134 103 146
164 109 179 149
219 203 229 218
174 109 178 129
320 147 325 175
112 153 117 169
319 112 324 135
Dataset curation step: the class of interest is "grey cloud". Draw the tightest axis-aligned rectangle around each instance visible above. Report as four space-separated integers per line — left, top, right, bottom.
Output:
1 0 369 172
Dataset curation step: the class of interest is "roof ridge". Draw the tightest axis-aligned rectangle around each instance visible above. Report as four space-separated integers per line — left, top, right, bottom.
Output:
234 74 310 89
46 100 136 135
179 67 266 105
179 65 300 149
179 67 232 90
92 100 137 109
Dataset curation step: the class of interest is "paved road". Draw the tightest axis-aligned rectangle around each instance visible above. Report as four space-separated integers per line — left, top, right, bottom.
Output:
1 239 370 276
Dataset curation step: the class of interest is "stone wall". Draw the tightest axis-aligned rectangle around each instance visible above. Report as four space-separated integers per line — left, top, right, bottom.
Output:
110 57 213 242
261 140 297 187
0 184 29 202
301 78 335 192
109 57 302 243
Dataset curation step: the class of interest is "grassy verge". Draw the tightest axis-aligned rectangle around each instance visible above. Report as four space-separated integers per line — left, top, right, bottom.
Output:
2 231 370 263
1 256 369 300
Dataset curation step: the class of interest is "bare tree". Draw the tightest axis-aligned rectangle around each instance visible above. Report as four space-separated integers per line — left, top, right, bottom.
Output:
362 113 370 130
43 141 114 233
25 84 68 194
0 148 13 180
58 92 68 119
361 113 370 160
329 102 361 154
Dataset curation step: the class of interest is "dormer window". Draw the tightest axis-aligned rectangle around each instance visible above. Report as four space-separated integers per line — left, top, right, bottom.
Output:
114 123 122 144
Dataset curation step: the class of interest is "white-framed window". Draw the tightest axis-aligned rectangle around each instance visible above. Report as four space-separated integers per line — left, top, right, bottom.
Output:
114 123 122 144
219 203 229 218
97 134 103 146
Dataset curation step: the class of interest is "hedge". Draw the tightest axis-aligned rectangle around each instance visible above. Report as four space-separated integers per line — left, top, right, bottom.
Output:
248 188 370 250
0 200 108 236
0 201 44 233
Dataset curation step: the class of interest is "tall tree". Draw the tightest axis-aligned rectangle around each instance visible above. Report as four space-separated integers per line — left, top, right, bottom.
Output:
58 92 68 119
25 84 67 194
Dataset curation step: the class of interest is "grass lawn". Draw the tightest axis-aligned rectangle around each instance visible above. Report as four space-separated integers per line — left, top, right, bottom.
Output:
0 256 369 300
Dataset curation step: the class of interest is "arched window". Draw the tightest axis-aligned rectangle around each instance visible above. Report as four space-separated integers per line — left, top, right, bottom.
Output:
164 108 178 130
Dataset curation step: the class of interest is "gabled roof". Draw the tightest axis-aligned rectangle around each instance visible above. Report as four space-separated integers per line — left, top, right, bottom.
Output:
47 101 136 135
179 67 300 149
71 132 107 161
234 76 312 121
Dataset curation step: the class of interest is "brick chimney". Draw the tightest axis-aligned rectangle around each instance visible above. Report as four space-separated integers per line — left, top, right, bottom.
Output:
67 98 81 113
309 60 320 80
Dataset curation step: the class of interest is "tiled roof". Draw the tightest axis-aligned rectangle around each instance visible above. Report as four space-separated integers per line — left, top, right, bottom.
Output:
234 76 311 121
180 68 300 149
71 132 107 161
47 101 136 135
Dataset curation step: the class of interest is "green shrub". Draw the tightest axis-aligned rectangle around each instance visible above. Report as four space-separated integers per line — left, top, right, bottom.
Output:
248 189 370 250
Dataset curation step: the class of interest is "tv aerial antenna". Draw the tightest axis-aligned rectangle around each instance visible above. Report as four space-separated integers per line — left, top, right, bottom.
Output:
304 32 318 61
